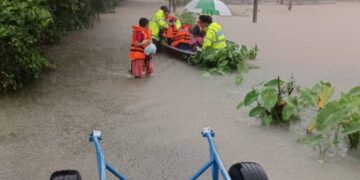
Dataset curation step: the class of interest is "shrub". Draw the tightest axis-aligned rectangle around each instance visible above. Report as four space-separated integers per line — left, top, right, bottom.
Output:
0 0 52 91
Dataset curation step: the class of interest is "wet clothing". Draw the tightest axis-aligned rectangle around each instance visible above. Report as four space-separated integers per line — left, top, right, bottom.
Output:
129 25 152 61
149 10 168 41
163 25 177 42
131 57 154 78
129 25 154 77
172 29 191 47
202 22 227 49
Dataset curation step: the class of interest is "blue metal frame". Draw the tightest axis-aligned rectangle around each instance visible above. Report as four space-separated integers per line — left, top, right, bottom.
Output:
190 128 231 180
89 131 127 180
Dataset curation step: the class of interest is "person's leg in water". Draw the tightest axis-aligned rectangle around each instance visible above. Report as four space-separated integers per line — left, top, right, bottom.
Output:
145 55 154 76
131 60 145 78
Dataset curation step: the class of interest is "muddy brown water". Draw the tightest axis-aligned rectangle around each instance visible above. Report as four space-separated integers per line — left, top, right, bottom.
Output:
1 1 360 179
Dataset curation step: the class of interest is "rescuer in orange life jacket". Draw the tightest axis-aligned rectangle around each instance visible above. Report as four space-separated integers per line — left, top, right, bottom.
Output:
129 18 155 78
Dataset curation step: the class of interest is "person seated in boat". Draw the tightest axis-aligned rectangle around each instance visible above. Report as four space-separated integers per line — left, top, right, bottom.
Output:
190 24 205 48
198 15 227 50
163 15 182 44
172 25 192 51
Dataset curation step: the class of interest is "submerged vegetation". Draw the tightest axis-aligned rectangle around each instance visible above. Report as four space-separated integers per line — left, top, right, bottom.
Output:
237 76 299 126
238 77 360 157
190 44 259 84
306 86 360 155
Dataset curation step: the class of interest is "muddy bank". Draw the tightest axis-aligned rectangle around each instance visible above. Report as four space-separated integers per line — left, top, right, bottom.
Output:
0 1 360 180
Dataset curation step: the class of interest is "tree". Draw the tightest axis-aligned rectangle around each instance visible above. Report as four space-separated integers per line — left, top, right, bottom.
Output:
288 0 294 11
253 0 259 23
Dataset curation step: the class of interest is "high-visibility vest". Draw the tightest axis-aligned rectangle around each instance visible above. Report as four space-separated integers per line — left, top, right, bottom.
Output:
202 22 227 49
129 25 152 61
172 29 191 47
149 10 168 40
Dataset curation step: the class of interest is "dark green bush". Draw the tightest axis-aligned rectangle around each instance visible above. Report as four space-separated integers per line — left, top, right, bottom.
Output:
0 0 52 91
1 0 121 92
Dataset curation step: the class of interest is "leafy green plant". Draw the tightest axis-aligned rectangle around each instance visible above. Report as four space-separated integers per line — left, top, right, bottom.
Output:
237 76 300 126
1 0 120 92
299 81 334 110
190 44 258 84
178 11 196 26
0 0 52 91
306 86 360 154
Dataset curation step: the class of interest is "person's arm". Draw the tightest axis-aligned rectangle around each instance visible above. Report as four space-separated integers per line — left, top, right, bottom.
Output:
155 12 168 28
133 32 150 47
202 29 214 49
175 19 181 30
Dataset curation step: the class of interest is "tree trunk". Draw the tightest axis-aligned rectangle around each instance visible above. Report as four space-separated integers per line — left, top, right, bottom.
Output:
253 0 258 23
172 0 176 13
169 0 172 12
288 0 293 11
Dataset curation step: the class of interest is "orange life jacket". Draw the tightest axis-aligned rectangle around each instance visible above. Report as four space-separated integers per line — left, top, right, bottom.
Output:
172 29 191 47
129 25 152 61
163 25 177 40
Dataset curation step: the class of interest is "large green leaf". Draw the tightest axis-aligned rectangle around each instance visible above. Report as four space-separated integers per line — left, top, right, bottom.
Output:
317 83 334 108
260 88 278 110
343 115 360 135
315 101 346 131
299 88 317 107
236 101 244 110
249 106 265 117
282 101 298 121
217 59 228 67
343 122 360 135
242 89 259 106
262 114 272 126
349 86 360 96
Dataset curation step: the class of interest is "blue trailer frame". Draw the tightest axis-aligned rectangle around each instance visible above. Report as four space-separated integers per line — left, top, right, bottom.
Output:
89 131 127 180
190 128 231 180
89 127 231 180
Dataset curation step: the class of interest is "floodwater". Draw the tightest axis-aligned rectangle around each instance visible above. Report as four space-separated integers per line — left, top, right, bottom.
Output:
1 1 360 179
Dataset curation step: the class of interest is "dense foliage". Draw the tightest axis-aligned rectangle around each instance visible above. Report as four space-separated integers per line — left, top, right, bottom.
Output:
178 11 196 26
0 0 52 91
0 0 120 92
190 44 258 84
237 77 299 126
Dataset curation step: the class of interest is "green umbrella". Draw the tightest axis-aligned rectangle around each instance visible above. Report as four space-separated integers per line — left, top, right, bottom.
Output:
184 0 232 16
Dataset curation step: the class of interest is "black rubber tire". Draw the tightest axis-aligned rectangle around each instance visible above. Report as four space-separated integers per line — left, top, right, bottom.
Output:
50 170 82 180
228 162 268 180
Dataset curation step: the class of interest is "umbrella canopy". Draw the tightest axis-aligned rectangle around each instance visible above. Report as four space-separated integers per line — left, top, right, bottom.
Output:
184 0 232 16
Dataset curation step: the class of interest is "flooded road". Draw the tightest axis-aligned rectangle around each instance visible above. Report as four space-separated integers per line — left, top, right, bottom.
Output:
1 1 360 179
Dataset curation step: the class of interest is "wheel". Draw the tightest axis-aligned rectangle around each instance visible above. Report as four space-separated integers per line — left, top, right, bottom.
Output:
50 170 82 180
228 162 268 180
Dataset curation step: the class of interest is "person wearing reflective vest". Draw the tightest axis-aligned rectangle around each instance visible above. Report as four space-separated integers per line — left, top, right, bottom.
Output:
198 15 227 49
129 18 154 78
172 26 192 50
149 6 170 41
